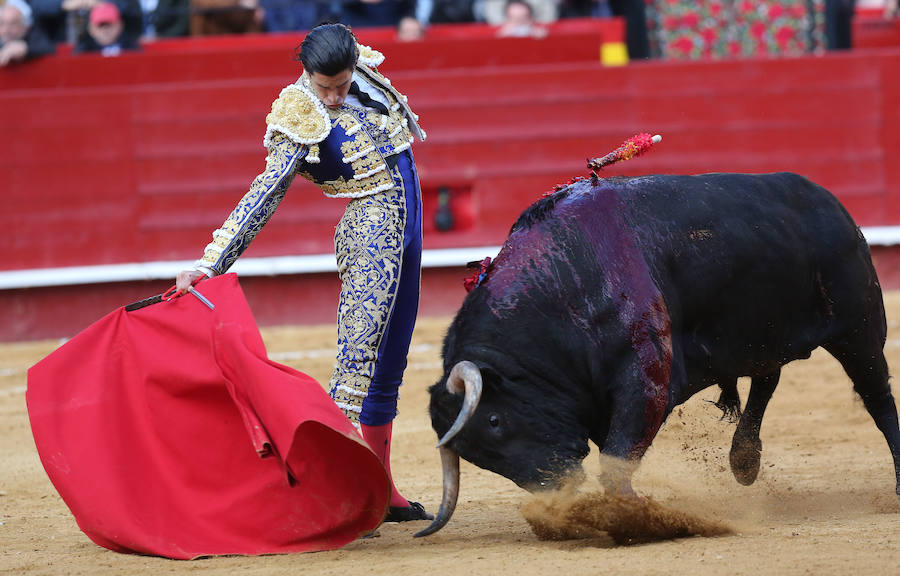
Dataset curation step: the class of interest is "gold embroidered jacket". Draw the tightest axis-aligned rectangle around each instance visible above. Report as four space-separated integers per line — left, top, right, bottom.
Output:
194 44 425 276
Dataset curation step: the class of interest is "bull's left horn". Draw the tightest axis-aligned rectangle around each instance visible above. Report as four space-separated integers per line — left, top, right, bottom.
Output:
436 360 483 447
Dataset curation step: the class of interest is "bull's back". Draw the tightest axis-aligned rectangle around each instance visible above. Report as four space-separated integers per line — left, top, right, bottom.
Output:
617 172 862 299
609 172 882 378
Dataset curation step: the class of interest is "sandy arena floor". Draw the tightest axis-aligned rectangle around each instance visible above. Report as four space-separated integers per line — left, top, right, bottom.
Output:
4 294 900 575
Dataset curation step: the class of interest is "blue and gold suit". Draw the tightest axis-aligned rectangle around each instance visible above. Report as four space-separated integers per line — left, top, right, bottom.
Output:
194 44 425 427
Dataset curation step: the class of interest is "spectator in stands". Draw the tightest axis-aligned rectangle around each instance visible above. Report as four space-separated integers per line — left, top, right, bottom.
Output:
338 0 413 28
31 0 83 43
556 0 649 59
138 0 189 38
558 0 611 18
425 0 476 23
611 0 648 58
480 0 556 23
259 0 318 32
825 0 856 49
174 23 433 524
31 0 141 44
151 0 189 36
0 0 55 66
396 13 424 40
138 0 156 36
496 0 547 37
189 0 262 35
886 0 898 18
74 0 138 53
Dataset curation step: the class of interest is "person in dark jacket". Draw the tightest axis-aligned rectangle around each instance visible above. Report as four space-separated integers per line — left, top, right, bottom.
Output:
31 0 141 44
0 0 55 66
73 1 139 54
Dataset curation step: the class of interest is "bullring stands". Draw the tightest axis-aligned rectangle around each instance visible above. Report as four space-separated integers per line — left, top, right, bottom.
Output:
2 17 900 340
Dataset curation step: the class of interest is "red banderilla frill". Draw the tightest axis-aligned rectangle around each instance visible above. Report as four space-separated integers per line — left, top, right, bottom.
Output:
588 133 662 176
463 257 492 292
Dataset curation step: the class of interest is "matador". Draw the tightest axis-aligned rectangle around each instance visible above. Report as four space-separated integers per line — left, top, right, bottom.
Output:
176 23 431 523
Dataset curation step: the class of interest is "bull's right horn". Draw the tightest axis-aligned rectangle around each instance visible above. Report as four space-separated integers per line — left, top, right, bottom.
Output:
436 360 483 447
413 445 459 538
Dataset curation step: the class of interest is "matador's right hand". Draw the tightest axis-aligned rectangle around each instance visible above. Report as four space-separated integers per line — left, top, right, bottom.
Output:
175 270 207 295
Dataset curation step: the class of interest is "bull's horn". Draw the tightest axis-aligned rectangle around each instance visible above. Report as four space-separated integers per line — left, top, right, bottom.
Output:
413 445 460 538
436 360 483 447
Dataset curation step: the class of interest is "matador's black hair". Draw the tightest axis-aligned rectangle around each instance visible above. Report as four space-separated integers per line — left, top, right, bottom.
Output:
295 23 359 76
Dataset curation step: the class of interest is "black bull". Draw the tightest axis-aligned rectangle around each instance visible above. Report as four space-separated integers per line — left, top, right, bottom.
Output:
415 172 900 537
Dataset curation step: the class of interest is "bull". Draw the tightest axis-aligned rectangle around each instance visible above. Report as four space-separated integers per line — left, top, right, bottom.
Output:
415 172 900 537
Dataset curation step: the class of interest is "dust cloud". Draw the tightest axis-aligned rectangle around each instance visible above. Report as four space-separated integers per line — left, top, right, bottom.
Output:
520 484 731 545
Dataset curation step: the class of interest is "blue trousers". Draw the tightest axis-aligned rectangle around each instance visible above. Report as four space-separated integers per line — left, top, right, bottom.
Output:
328 150 422 427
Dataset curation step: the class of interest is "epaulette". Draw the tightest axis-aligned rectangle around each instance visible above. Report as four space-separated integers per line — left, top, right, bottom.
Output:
263 81 331 149
357 42 385 68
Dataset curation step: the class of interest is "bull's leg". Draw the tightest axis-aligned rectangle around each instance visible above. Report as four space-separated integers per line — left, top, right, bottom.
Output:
597 382 670 495
825 334 900 496
595 409 657 495
597 455 641 495
730 369 780 486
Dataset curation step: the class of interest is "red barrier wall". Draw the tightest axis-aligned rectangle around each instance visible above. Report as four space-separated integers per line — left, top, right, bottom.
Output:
2 28 900 341
855 12 900 48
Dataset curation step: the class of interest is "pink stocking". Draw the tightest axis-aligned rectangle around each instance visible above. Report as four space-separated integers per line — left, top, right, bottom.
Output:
360 422 410 508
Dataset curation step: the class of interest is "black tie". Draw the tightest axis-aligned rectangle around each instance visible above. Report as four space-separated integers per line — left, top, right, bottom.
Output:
349 81 390 115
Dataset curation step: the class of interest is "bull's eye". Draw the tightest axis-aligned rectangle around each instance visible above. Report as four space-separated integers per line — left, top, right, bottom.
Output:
489 414 500 428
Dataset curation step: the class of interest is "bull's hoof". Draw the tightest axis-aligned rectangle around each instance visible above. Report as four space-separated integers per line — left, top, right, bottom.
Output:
729 437 762 486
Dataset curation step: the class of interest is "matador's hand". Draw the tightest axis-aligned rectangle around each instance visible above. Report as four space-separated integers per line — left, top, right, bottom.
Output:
175 270 207 295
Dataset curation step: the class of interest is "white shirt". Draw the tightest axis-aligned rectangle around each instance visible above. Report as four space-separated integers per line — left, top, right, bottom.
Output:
344 71 392 112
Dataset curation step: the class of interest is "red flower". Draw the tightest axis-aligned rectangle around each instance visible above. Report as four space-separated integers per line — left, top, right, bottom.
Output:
682 12 699 28
701 26 719 45
751 21 767 39
775 25 795 49
769 4 784 19
672 36 695 55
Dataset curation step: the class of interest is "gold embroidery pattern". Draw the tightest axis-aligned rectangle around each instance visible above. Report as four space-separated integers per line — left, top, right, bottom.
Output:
287 74 414 198
387 116 413 150
338 115 383 178
328 172 406 424
315 175 393 199
197 133 305 274
341 107 409 176
361 107 412 154
263 81 331 148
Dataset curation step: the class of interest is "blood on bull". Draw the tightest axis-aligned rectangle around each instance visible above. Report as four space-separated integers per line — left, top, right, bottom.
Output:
415 170 900 537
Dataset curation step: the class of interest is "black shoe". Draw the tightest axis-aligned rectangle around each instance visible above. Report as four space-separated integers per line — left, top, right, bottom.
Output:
384 501 434 522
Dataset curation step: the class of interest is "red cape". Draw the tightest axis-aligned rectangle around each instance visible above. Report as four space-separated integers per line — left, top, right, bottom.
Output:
26 274 390 559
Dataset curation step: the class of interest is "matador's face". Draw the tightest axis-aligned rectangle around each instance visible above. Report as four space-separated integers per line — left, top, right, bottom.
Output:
309 69 353 110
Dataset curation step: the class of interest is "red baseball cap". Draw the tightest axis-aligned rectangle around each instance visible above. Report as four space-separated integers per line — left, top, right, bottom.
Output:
89 2 121 25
